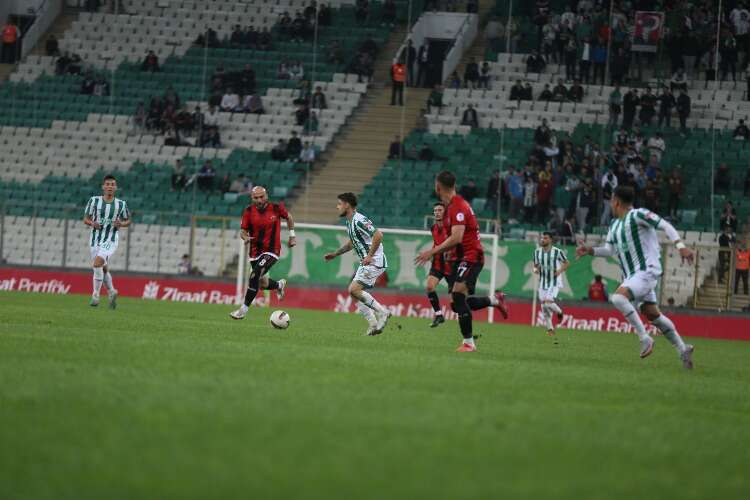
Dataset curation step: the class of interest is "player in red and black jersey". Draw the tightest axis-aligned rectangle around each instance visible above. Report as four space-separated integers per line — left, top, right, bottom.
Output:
426 202 454 328
230 186 296 320
416 171 508 352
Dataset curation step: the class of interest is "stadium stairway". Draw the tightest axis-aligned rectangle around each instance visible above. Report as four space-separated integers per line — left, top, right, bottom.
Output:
27 12 79 58
450 0 494 81
290 26 429 224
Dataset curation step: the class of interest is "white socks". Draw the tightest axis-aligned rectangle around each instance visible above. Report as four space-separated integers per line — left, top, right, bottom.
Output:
541 304 554 330
463 337 475 346
651 314 687 353
358 291 388 314
357 302 376 325
103 270 115 292
610 294 650 341
489 295 499 306
92 267 104 297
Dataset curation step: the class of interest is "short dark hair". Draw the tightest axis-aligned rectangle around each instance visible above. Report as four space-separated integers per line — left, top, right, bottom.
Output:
337 192 357 207
103 174 117 183
542 231 554 239
613 185 635 204
594 274 602 282
433 201 445 208
436 170 456 189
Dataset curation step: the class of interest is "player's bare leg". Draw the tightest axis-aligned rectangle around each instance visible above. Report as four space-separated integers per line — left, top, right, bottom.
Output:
90 256 106 306
642 303 694 369
425 275 445 328
610 287 654 358
349 281 390 335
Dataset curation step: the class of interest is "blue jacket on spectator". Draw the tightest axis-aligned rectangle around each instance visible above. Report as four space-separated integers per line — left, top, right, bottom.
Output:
592 45 607 64
508 173 524 199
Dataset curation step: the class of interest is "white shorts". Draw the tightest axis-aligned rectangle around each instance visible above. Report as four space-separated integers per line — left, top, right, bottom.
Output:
353 264 386 289
90 241 118 263
538 286 560 302
621 271 658 305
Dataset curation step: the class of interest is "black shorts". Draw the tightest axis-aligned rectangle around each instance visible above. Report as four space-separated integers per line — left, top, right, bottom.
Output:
250 253 278 278
429 267 455 289
449 260 483 295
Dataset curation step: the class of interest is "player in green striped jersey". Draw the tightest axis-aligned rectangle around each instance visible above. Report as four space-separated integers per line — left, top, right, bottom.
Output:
324 193 391 336
576 186 695 368
533 232 569 336
83 175 131 308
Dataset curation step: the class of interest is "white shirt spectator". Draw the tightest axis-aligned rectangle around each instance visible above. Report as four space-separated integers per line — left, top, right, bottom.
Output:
289 63 304 81
300 145 316 163
561 8 576 29
647 136 666 161
204 108 220 126
730 8 750 36
221 92 240 111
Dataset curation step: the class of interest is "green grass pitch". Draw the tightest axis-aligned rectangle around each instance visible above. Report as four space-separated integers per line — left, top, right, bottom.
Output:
1 291 749 500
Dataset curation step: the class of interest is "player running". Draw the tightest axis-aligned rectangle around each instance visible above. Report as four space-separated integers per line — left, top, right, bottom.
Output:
533 231 569 336
416 171 508 352
324 192 391 336
230 186 295 320
576 186 695 369
426 202 453 328
83 174 130 308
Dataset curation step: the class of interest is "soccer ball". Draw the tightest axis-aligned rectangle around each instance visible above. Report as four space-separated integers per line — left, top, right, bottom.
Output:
270 310 290 329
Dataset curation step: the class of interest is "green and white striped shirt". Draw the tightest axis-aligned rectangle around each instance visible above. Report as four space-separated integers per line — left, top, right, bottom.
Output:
345 211 387 268
602 208 674 279
534 246 567 290
84 196 130 247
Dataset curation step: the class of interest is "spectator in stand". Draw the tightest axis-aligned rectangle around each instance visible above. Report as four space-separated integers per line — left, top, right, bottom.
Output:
666 168 683 218
239 64 256 95
591 37 607 85
277 60 291 80
479 61 491 89
608 86 621 128
293 78 311 106
734 119 750 140
289 60 304 81
229 174 250 194
458 179 479 204
622 88 638 129
464 58 480 89
303 110 319 135
507 168 524 222
310 86 328 110
141 51 159 72
639 87 656 127
578 37 592 83
81 72 95 95
46 34 59 57
610 47 627 85
178 254 192 275
647 132 666 162
295 103 310 126
714 163 732 195
286 131 303 159
677 90 691 134
243 93 264 114
418 143 435 162
568 80 583 102
404 40 417 87
417 42 428 88
93 76 109 97
390 59 405 106
574 181 594 231
564 36 577 81
736 241 750 295
526 50 546 73
258 27 272 50
147 96 164 131
133 102 147 132
718 226 736 284
171 159 186 191
600 167 618 225
670 68 688 93
522 172 537 223
427 84 444 113
174 105 194 136
720 33 739 82
523 82 533 100
510 80 525 101
588 275 608 301
534 118 551 146
388 135 403 159
201 128 222 148
197 160 216 191
355 0 369 25
720 201 738 233
1 19 20 64
271 139 288 161
537 163 554 223
657 88 676 128
229 25 244 48
381 0 396 25
485 17 504 53
300 141 316 167
327 39 344 65
461 104 479 128
552 79 568 102
539 84 553 101
220 88 241 112
558 215 576 246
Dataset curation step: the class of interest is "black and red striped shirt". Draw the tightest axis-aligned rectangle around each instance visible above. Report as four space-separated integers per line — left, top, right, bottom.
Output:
431 222 452 275
240 202 289 259
444 194 484 264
